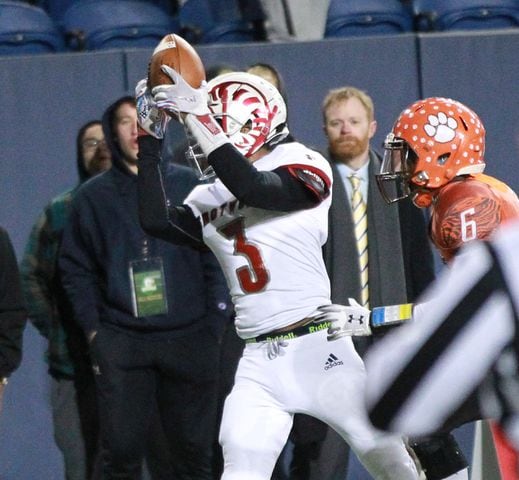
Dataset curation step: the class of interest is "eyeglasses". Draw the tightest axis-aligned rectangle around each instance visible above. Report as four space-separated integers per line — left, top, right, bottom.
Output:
82 138 106 149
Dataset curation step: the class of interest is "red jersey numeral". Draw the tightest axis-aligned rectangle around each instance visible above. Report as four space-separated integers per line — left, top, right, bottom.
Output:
219 218 269 293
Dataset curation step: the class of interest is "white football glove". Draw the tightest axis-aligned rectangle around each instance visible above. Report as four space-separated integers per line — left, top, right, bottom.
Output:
317 298 372 341
135 78 170 139
152 65 210 116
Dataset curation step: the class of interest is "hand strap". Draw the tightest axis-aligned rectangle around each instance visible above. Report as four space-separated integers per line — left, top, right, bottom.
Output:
371 303 413 327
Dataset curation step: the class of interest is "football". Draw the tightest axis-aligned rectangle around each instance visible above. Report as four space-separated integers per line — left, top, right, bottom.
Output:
148 33 206 89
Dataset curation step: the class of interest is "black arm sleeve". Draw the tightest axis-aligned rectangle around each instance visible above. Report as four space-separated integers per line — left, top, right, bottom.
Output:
137 135 203 246
208 143 324 211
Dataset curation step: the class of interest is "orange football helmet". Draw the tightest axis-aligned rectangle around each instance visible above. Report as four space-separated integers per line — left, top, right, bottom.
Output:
377 97 486 208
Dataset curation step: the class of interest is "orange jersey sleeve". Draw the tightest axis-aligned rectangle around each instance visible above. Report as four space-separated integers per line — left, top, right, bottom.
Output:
430 174 519 262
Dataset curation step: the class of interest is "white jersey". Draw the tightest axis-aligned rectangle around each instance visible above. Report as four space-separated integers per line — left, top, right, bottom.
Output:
184 142 332 339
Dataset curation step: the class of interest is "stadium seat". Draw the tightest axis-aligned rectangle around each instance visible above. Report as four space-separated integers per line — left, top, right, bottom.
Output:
38 0 79 26
61 0 174 51
324 0 414 38
202 20 257 43
178 0 257 44
41 0 178 26
413 0 519 31
203 0 259 43
178 0 215 44
151 0 180 16
0 0 64 55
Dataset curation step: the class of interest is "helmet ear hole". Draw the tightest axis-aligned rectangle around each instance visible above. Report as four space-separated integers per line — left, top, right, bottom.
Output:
406 147 418 168
437 153 450 165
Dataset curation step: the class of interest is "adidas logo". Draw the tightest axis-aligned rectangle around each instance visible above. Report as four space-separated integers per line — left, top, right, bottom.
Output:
324 353 343 370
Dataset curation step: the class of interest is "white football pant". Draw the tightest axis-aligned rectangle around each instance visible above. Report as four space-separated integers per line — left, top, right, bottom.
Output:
219 329 419 480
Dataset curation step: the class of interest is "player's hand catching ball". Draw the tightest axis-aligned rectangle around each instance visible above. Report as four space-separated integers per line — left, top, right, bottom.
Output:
152 65 229 158
152 65 210 116
317 299 372 341
135 78 170 139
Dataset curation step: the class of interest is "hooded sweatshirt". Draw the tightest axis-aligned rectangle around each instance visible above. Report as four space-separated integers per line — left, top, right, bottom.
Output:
59 96 231 339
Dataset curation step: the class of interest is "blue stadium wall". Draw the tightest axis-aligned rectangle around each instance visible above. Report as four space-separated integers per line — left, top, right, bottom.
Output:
1 29 518 478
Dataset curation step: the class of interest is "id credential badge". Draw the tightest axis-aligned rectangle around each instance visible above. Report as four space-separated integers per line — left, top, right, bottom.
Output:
129 257 168 317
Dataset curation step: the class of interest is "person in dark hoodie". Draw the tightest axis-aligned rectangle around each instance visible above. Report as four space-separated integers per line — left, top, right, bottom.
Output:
59 96 231 480
0 226 27 416
20 120 111 480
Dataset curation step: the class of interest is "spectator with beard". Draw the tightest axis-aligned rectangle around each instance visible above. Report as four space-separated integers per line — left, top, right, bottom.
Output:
317 87 471 480
284 86 438 480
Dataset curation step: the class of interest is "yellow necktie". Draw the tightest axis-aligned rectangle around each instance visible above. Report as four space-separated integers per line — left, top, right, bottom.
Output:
349 175 369 308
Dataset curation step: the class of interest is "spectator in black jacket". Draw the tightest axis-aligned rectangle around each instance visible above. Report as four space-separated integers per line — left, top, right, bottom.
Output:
59 96 232 479
0 226 27 416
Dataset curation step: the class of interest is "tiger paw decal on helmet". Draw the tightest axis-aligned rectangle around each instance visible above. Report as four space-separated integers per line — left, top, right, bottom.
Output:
424 112 457 143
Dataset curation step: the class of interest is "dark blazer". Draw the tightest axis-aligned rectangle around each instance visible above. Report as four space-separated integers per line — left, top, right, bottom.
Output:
288 150 437 478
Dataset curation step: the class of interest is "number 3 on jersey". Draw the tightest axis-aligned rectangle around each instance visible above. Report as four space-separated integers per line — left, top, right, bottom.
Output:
218 217 270 293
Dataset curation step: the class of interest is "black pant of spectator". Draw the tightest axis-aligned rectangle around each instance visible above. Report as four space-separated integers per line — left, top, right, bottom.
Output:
73 359 101 479
91 325 220 480
143 405 175 479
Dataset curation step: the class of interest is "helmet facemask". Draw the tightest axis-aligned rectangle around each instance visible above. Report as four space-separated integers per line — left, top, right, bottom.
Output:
211 107 270 158
376 133 415 204
182 122 215 180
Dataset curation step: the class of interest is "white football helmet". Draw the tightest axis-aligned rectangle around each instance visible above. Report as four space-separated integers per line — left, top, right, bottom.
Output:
207 72 289 157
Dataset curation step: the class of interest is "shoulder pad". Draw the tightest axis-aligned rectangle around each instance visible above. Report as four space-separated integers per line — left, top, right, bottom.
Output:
287 165 331 201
